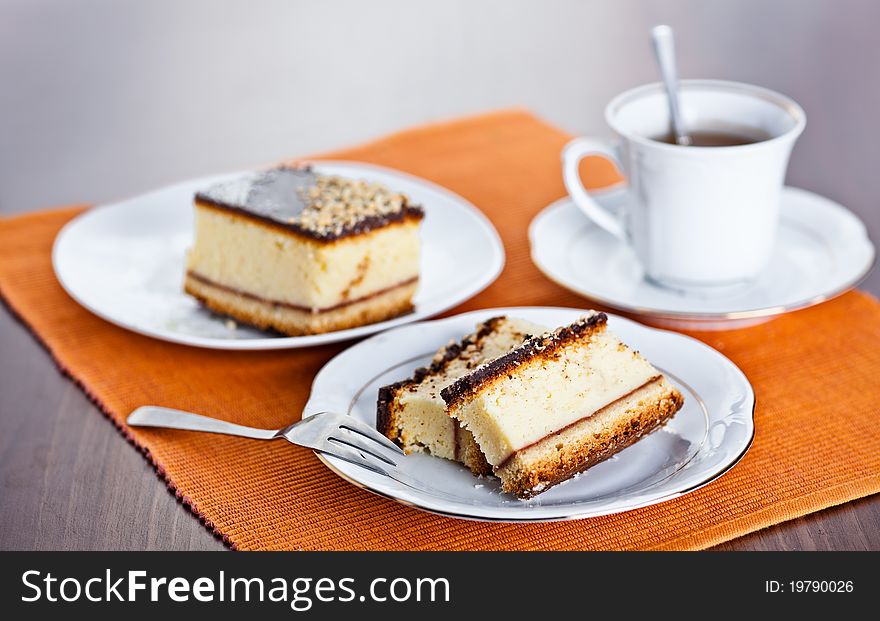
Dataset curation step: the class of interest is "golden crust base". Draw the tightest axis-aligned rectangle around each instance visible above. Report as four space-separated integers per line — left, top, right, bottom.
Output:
184 274 417 336
495 378 685 498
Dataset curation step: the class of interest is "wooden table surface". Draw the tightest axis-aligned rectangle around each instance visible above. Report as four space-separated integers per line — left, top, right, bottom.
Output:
0 278 877 552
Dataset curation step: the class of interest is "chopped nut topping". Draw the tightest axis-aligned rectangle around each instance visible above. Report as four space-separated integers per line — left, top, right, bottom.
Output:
296 174 410 237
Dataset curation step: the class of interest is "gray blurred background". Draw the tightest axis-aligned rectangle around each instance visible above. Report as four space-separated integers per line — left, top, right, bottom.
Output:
1 0 877 288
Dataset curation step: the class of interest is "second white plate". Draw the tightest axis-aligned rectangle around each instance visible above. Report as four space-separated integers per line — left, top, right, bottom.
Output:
304 307 755 522
52 161 504 349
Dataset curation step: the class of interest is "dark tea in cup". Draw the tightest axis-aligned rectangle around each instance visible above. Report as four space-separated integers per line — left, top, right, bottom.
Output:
650 128 772 147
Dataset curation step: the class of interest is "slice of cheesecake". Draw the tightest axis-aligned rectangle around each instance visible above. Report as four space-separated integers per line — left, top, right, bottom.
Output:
184 166 424 335
441 312 684 498
377 316 547 476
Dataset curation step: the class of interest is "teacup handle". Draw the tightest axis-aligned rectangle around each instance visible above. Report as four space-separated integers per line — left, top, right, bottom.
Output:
562 138 627 241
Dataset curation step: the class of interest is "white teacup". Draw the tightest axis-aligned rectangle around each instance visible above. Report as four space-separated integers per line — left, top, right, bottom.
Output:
563 79 806 290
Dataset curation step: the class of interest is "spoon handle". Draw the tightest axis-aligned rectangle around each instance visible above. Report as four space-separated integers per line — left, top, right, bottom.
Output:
651 25 690 145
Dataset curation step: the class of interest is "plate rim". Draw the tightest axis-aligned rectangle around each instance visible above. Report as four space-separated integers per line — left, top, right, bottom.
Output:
529 187 876 322
305 306 757 523
51 160 506 350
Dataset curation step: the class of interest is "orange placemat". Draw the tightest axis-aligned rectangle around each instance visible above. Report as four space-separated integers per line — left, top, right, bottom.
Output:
1 110 879 550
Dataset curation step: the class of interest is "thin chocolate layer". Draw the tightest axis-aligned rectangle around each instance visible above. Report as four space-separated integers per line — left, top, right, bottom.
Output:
493 375 662 469
440 312 607 409
186 270 417 313
195 166 424 242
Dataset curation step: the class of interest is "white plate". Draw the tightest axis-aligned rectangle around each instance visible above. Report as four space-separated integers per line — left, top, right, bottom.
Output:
304 307 754 522
529 187 875 330
52 161 504 349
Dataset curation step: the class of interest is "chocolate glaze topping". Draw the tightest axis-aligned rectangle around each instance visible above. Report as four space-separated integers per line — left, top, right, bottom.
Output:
440 312 608 409
195 165 424 242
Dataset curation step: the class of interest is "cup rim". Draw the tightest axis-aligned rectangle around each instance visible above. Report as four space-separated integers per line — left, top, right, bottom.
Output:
604 79 807 152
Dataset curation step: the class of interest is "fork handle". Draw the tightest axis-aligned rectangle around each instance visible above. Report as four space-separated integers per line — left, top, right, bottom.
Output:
127 406 279 440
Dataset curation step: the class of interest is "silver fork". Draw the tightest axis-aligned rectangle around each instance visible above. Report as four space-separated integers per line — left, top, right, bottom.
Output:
126 406 466 501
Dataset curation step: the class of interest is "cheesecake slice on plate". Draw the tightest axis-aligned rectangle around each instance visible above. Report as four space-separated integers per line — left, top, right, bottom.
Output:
377 316 547 475
441 312 684 498
184 166 424 335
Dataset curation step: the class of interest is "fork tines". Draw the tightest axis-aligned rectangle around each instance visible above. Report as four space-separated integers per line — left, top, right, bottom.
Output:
304 411 404 477
333 414 404 455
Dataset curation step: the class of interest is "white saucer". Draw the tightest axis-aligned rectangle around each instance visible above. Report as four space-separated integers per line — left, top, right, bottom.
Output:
304 307 754 522
529 187 875 330
52 161 504 350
